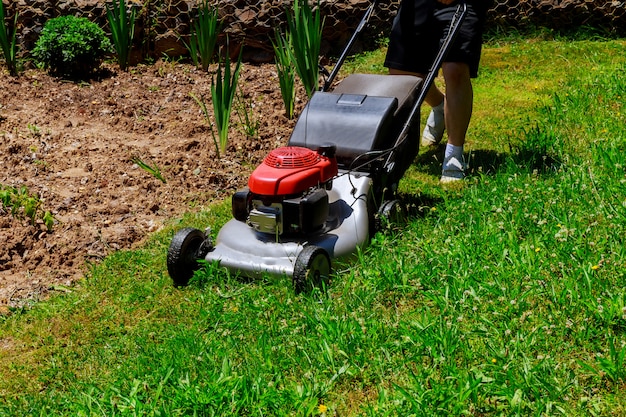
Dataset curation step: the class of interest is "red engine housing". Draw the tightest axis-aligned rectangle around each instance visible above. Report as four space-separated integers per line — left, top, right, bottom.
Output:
248 146 338 196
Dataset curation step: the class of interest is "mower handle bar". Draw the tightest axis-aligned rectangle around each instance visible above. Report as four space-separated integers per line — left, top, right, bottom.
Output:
322 0 380 92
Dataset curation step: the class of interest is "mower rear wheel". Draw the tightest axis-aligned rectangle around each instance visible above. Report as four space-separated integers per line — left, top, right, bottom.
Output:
167 227 210 287
293 245 331 294
376 199 406 231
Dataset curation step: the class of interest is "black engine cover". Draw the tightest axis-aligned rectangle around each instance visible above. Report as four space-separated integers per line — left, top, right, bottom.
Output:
283 188 329 235
232 187 330 236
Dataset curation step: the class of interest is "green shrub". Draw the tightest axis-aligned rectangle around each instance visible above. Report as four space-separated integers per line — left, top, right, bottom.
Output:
32 15 112 79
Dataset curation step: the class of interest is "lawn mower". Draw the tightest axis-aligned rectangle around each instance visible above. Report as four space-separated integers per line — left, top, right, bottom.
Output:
167 1 467 292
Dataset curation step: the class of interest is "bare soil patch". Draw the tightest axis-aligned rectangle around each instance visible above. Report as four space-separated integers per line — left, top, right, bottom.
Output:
0 61 303 311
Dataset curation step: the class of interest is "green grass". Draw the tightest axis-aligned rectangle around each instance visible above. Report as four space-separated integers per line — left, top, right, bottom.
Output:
1 37 626 416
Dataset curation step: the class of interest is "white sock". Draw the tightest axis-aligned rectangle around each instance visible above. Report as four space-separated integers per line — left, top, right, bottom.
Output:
444 144 463 161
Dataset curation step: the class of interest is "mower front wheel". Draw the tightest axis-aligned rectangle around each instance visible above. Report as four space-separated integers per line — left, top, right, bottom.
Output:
293 245 331 294
167 227 211 287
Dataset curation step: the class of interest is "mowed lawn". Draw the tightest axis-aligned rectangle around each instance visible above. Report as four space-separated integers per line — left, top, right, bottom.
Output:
1 36 626 416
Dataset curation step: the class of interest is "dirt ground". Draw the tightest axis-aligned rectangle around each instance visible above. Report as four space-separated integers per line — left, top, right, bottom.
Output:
0 61 306 311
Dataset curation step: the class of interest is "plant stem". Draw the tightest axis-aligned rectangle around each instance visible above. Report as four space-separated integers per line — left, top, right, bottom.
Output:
186 0 220 71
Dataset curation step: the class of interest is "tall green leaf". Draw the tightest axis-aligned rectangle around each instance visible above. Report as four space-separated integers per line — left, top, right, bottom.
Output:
211 48 243 158
272 30 296 119
186 0 220 71
107 0 136 71
0 1 18 76
190 91 221 158
286 0 323 98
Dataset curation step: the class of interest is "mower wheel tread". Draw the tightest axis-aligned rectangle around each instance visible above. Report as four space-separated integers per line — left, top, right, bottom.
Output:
293 245 331 294
167 227 209 287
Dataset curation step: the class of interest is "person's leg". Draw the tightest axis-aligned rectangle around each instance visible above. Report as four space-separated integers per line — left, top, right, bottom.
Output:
440 61 473 182
441 62 473 147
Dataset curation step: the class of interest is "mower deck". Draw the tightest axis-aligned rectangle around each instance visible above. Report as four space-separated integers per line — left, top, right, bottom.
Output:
205 172 371 278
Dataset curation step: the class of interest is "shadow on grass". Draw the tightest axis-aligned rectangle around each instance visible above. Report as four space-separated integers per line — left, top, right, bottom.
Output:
396 192 444 220
468 147 562 177
415 143 562 179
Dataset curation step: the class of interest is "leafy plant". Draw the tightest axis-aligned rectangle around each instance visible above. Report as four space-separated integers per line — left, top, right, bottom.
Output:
272 30 296 118
27 123 41 137
0 184 54 230
578 335 626 385
212 50 242 157
234 91 260 138
185 0 220 71
31 15 112 79
131 156 166 184
107 0 137 71
191 48 242 159
285 0 323 98
0 0 18 76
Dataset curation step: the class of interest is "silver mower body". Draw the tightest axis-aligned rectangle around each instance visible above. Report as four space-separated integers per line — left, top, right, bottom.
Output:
205 171 372 278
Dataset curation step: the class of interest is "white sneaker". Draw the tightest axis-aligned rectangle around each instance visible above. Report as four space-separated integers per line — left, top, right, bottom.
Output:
440 155 466 183
421 100 445 147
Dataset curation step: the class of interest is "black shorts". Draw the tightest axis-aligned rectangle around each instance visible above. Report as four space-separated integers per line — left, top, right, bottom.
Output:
384 0 488 78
